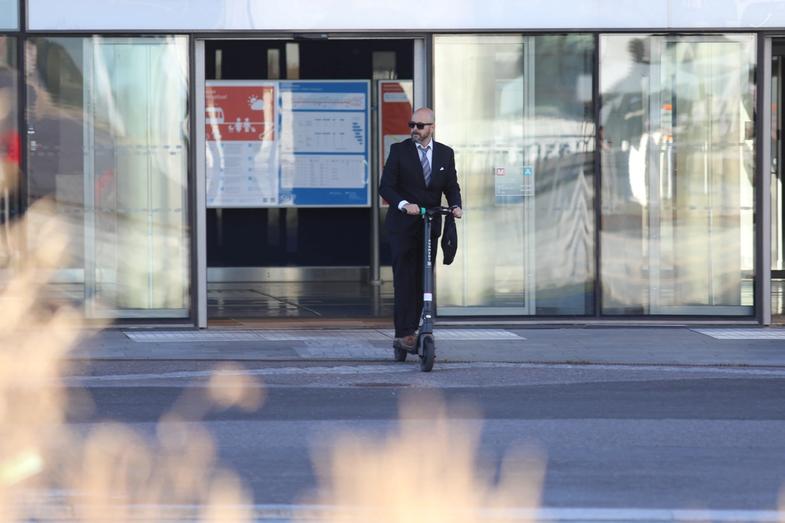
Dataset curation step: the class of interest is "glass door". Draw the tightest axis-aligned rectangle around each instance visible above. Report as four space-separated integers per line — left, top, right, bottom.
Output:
26 36 191 319
84 37 190 318
434 35 533 315
650 37 755 314
0 37 17 278
433 34 596 316
600 34 755 316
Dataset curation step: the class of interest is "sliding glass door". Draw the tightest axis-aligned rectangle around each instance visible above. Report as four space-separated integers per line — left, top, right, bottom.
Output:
600 34 755 315
26 36 191 318
433 34 596 316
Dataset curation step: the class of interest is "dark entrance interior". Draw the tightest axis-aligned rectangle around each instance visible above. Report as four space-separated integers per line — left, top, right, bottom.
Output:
205 39 413 324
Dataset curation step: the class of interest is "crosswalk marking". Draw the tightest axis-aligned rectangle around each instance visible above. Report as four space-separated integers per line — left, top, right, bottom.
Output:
124 329 525 343
694 328 785 340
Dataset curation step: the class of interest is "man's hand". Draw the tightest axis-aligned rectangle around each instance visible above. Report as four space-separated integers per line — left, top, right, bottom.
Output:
403 203 420 215
452 206 463 219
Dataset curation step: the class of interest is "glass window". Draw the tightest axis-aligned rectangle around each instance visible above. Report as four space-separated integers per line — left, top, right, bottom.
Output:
26 36 190 318
434 34 596 316
600 34 755 315
0 0 18 30
25 0 662 32
0 37 18 270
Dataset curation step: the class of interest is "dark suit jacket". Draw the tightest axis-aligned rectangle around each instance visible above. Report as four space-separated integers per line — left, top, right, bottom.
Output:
379 138 462 237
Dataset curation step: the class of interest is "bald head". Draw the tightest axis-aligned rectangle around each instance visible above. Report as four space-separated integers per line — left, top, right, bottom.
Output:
412 107 434 122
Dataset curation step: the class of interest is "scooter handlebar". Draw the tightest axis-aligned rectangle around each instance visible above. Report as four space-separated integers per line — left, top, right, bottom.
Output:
420 206 454 216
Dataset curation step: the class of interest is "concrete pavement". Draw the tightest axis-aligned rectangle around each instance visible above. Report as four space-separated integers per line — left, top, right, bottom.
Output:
71 326 785 368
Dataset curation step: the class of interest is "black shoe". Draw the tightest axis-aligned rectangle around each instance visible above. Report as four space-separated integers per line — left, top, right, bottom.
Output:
393 335 416 351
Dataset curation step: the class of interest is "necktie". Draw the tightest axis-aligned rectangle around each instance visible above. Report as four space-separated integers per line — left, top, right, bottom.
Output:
419 146 431 186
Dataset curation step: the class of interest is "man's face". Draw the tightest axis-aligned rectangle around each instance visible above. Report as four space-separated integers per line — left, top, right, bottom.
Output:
410 110 434 144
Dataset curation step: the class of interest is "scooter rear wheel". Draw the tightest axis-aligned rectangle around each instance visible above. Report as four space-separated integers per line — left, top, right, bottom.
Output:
419 336 435 372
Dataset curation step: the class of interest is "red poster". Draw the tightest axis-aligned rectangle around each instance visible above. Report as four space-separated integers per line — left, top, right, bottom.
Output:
380 81 413 139
205 84 276 142
378 81 413 207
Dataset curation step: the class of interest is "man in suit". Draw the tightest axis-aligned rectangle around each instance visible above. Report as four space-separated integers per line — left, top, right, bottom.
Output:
379 107 462 351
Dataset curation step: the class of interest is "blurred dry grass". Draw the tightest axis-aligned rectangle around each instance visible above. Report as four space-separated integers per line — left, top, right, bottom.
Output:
0 198 548 523
300 394 545 523
0 199 263 522
781 488 785 523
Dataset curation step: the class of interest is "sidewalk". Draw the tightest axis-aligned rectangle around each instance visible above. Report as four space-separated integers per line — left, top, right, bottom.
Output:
71 326 785 368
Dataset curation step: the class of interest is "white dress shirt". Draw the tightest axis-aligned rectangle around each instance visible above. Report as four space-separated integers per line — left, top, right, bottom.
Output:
398 140 433 211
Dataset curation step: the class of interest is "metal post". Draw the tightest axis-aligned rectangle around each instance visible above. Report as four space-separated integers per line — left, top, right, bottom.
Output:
370 80 381 286
82 38 96 317
195 40 208 328
593 33 602 317
414 38 427 109
758 34 772 325
16 8 27 273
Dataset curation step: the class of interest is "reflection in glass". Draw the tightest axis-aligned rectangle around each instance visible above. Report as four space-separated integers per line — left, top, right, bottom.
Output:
600 34 755 315
0 0 18 30
0 37 18 270
26 36 190 318
434 34 595 315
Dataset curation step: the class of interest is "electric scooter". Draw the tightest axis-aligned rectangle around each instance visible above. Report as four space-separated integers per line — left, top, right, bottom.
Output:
394 206 454 372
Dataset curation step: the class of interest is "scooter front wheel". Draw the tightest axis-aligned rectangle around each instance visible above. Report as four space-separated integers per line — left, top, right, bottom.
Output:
419 336 435 372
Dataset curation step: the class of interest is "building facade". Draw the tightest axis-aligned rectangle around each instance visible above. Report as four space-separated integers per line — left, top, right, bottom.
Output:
0 0 782 325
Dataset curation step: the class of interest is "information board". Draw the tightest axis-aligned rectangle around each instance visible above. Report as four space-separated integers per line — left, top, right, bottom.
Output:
205 81 278 207
205 80 370 208
278 81 370 206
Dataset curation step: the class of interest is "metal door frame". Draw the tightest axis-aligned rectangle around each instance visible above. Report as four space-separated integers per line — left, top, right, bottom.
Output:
758 34 773 325
194 35 428 328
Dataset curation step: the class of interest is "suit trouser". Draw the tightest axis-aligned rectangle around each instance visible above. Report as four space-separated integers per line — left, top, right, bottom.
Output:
390 227 439 338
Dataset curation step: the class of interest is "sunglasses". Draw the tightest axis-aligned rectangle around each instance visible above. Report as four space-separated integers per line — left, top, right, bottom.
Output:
408 121 434 130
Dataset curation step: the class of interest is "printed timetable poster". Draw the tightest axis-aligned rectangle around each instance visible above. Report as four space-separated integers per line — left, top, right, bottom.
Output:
278 80 370 207
205 79 370 208
205 81 278 207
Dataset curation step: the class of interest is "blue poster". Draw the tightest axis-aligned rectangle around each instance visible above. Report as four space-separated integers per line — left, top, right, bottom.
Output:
277 81 370 207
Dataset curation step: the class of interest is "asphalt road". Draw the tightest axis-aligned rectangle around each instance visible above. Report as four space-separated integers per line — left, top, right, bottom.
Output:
59 358 785 521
